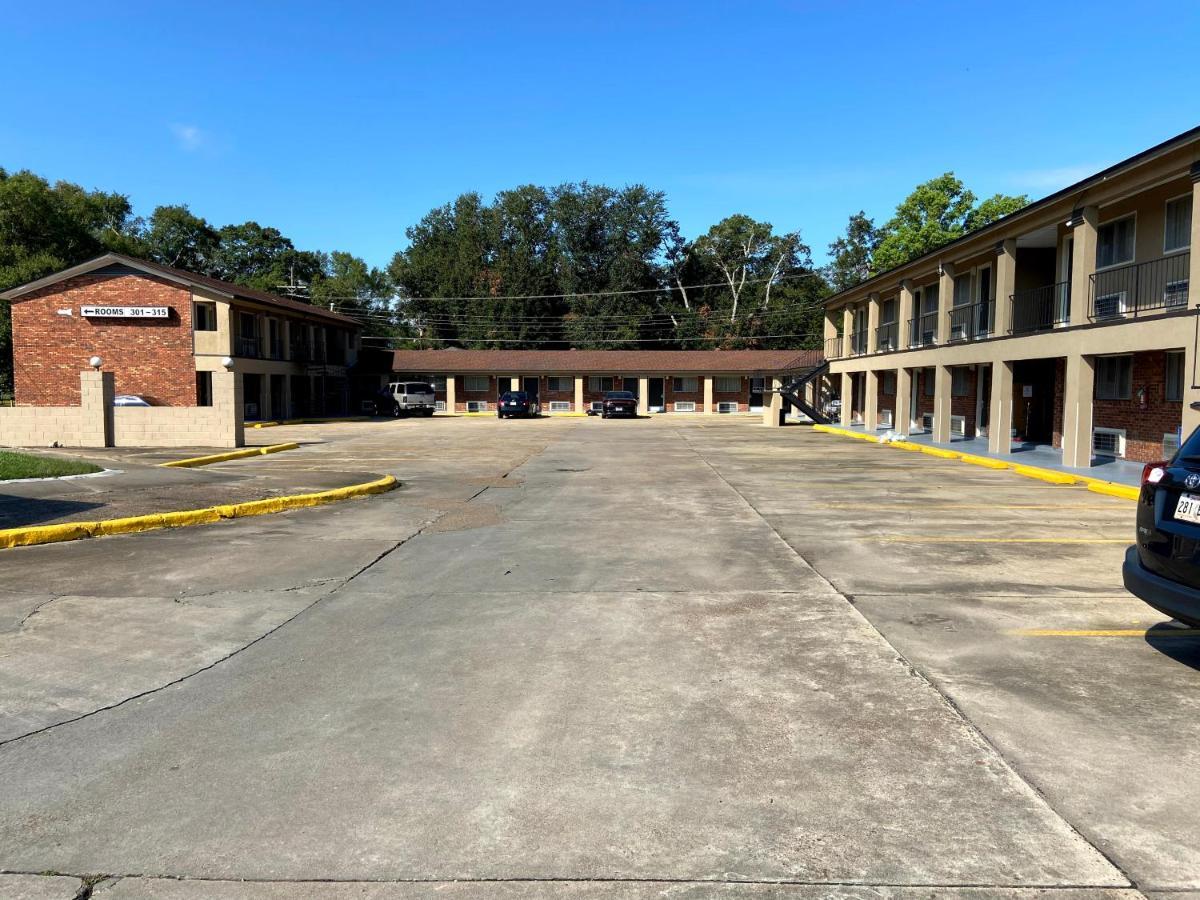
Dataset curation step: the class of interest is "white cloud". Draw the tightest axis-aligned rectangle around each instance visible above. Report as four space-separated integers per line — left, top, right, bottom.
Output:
170 123 207 152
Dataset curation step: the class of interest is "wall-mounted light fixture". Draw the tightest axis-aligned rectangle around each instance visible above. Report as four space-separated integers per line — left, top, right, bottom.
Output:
221 356 234 370
88 356 103 370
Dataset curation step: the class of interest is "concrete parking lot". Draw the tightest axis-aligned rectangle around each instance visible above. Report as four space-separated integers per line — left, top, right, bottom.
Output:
0 416 1195 899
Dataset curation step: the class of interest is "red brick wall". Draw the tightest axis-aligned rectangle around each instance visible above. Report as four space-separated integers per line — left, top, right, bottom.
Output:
456 374 498 411
714 376 749 412
1052 358 1066 449
1094 351 1182 463
950 366 978 437
877 373 896 426
12 272 196 406
915 368 935 423
665 376 702 410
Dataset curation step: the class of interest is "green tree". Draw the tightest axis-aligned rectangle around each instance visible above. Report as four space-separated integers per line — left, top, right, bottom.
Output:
0 169 139 394
825 211 878 292
872 173 1028 274
140 205 219 271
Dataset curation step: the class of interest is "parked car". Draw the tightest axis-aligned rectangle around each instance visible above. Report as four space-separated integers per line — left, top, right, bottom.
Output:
600 390 637 419
113 395 150 407
1122 427 1200 627
497 391 539 418
377 381 436 417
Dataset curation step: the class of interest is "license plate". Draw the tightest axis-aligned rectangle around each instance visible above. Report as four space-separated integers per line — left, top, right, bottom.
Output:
1175 492 1200 524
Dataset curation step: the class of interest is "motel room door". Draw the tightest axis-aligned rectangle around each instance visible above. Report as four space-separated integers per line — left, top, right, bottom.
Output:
647 378 665 412
522 376 540 402
749 377 765 412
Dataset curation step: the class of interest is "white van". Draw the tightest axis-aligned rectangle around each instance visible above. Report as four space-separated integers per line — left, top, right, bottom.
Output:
383 381 436 417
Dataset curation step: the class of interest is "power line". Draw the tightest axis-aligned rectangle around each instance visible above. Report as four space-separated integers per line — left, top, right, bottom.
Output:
358 332 826 345
300 270 825 304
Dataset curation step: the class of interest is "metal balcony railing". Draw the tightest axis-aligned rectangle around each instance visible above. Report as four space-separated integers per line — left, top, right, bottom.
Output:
908 312 938 348
824 336 845 359
1009 282 1070 334
235 336 261 358
849 329 868 356
1089 253 1190 320
947 300 995 342
875 321 898 352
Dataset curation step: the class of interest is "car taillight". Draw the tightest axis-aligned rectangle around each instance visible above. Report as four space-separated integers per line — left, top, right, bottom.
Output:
1141 461 1169 486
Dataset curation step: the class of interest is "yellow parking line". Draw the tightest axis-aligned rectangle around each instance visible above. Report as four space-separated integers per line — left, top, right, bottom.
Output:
878 536 1129 544
1011 627 1200 638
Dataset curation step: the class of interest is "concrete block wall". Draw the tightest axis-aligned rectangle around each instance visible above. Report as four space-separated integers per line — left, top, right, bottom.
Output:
0 370 242 449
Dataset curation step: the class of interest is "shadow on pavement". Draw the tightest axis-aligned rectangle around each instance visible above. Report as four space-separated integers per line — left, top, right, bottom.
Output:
0 494 106 528
1145 622 1200 671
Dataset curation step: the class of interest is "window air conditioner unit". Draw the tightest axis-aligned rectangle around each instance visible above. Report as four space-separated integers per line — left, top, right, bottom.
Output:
549 401 571 412
674 401 696 412
1092 427 1126 458
1094 291 1127 319
466 400 487 412
1164 280 1189 307
921 413 934 431
879 409 894 427
716 402 738 413
434 401 446 411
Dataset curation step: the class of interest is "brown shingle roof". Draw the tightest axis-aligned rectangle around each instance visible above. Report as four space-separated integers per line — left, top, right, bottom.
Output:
391 349 822 374
0 252 361 327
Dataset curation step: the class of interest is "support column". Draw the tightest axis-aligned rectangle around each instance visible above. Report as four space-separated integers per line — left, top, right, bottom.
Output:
211 370 245 448
864 370 879 431
79 370 115 447
987 360 1014 455
445 375 456 414
824 308 838 356
866 293 881 354
842 307 854 359
898 280 914 349
1061 354 1096 469
1069 205 1098 326
574 377 584 413
1186 171 1200 439
840 371 853 427
510 376 520 391
994 239 1016 336
894 368 912 436
932 364 953 444
763 377 783 427
637 377 649 416
703 376 714 414
936 263 955 345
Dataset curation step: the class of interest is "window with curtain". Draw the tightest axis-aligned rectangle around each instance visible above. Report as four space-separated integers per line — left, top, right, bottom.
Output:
464 376 489 392
673 376 698 393
715 376 740 392
953 274 972 307
588 376 615 392
1097 216 1135 268
547 376 571 392
1095 355 1133 400
951 367 969 397
1165 196 1193 253
1166 351 1184 402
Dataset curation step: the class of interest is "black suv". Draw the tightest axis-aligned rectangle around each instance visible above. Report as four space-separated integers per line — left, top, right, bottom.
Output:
1123 427 1200 627
497 391 538 419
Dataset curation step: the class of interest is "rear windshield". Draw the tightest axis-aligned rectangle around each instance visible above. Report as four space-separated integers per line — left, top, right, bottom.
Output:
502 391 528 400
1177 425 1200 460
605 391 634 399
400 382 433 393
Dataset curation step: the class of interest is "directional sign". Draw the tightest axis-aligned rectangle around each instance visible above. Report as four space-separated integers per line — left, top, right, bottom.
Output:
80 306 170 319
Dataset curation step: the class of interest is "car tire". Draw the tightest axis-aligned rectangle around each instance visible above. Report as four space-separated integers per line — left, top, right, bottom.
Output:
391 404 402 418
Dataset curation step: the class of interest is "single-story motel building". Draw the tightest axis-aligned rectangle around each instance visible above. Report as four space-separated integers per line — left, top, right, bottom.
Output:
825 124 1200 468
388 349 821 416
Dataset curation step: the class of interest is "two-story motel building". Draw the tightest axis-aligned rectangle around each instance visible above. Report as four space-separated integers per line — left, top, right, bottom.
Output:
824 126 1200 468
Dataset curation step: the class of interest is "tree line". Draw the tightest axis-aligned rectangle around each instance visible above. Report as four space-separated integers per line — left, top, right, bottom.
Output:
0 165 1026 395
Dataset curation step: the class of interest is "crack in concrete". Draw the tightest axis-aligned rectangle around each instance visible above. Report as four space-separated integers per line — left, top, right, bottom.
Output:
0 453 534 751
673 426 1142 895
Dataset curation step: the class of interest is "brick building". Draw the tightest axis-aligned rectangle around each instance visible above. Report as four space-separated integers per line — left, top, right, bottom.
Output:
1 253 362 421
387 349 822 416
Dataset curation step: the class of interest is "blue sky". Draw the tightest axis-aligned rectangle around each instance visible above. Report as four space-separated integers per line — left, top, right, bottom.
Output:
3 1 1199 271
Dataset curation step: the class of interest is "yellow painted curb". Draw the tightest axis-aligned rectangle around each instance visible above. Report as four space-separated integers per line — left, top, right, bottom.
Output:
812 418 1142 499
958 454 1010 470
0 475 398 550
160 443 300 468
1088 481 1141 501
252 416 370 429
1012 465 1077 485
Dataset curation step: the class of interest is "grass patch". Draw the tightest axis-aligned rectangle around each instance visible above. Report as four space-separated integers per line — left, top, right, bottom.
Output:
0 450 102 481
